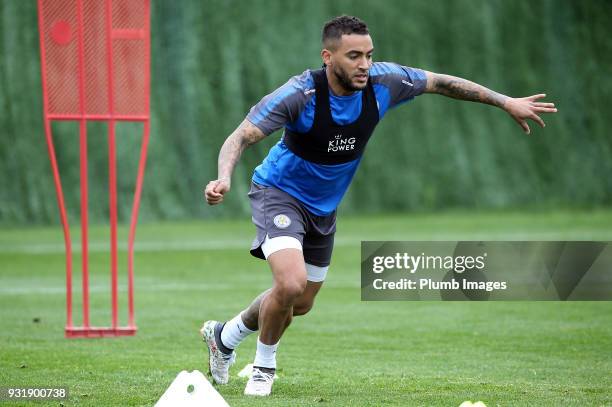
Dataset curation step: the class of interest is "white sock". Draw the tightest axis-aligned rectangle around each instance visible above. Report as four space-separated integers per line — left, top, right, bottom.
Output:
220 312 256 350
253 337 278 369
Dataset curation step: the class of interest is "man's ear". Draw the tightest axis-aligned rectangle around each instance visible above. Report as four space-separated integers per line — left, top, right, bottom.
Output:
321 49 333 67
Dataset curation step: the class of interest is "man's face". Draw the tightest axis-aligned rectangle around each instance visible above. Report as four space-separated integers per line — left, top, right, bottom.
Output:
323 34 374 92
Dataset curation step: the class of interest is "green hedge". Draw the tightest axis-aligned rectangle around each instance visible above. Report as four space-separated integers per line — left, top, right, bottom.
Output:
1 0 610 224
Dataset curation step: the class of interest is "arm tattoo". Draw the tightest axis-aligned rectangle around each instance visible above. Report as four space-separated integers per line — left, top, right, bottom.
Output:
431 74 508 108
217 120 266 181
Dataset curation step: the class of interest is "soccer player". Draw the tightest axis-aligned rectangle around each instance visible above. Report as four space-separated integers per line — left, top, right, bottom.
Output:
202 15 557 396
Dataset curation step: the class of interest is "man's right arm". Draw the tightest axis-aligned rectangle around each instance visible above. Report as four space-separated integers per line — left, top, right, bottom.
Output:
204 119 265 205
205 69 313 205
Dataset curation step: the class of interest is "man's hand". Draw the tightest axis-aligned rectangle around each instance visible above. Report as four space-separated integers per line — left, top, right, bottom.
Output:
503 94 557 134
204 178 230 205
203 120 265 206
424 72 558 135
204 119 266 206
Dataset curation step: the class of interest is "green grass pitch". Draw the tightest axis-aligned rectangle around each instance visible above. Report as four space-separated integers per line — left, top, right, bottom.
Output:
1 210 611 406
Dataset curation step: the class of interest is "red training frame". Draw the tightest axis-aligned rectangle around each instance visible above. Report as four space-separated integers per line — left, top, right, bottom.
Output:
37 0 150 338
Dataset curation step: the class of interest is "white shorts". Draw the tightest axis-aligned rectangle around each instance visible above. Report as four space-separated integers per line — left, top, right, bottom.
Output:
260 235 329 282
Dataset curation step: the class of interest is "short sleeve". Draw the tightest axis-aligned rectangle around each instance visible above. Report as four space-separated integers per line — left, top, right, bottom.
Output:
246 70 315 136
370 62 427 110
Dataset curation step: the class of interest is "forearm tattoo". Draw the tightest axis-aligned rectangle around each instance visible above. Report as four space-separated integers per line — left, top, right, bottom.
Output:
432 74 507 108
217 120 265 180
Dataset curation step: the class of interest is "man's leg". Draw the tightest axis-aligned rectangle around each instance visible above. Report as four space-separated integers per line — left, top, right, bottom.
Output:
244 247 306 396
257 248 306 344
240 280 323 331
240 289 270 331
204 264 323 383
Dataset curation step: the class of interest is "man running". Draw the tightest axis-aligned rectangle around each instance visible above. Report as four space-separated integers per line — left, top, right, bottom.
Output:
202 15 557 396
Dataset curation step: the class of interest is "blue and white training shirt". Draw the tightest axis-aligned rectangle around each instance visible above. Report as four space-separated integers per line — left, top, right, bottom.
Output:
247 62 427 216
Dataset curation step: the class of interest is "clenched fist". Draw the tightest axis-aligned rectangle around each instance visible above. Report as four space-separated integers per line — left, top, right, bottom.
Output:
204 178 230 205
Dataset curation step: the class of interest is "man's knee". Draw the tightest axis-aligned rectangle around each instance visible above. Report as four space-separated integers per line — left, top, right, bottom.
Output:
293 280 323 316
293 300 314 316
273 278 307 306
267 248 308 307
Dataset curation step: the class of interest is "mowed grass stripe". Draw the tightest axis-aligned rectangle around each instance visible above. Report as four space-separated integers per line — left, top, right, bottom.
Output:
1 210 611 406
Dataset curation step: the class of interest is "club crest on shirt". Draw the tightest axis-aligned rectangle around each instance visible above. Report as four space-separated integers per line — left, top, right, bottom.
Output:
273 214 291 229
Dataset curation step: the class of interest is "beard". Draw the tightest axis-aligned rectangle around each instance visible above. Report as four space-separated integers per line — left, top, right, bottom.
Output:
332 65 367 92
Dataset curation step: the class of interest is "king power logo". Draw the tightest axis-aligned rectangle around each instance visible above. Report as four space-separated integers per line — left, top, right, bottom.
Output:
328 134 356 153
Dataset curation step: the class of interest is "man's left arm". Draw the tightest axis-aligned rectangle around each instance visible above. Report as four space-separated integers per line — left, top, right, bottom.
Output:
424 71 557 134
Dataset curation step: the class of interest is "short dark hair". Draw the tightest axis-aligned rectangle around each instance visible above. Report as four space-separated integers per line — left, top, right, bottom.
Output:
322 15 369 49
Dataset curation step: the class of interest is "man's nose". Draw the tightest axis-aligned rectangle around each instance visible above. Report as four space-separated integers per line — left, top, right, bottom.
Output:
358 56 369 70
